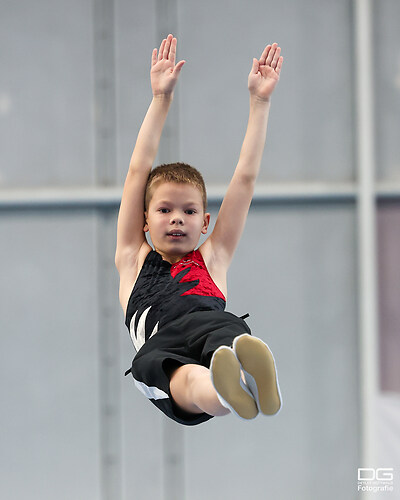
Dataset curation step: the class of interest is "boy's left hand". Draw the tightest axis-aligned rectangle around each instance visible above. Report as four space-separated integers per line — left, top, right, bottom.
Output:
248 43 283 101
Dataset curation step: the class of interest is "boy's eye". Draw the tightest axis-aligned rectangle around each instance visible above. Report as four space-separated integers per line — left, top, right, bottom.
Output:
159 208 170 213
185 209 196 215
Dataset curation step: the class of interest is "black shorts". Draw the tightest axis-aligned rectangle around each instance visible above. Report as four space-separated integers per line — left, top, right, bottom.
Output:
125 310 251 426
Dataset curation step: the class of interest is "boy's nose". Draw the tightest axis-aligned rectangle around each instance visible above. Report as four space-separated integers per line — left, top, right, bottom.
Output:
170 214 184 225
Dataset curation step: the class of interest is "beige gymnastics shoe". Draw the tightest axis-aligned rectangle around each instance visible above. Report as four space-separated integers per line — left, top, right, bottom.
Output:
233 334 282 416
210 345 259 420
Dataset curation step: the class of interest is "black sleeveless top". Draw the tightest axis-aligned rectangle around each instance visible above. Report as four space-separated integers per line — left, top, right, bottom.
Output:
125 249 226 352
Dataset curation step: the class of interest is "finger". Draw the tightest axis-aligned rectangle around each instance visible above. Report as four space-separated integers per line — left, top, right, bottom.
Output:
265 42 278 66
172 60 185 78
169 37 177 65
158 38 166 61
163 34 173 59
270 46 281 69
251 58 259 74
151 48 157 67
259 44 272 65
275 56 284 76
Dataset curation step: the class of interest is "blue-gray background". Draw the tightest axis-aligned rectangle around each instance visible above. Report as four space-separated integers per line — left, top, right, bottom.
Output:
1 1 399 499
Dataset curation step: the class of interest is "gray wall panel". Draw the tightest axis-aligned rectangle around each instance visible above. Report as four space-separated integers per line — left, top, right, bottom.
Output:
178 0 354 184
0 212 100 499
115 0 157 184
0 0 94 188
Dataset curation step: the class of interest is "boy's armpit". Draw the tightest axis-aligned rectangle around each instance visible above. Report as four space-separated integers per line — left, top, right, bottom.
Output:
117 241 153 313
198 240 228 298
116 240 151 276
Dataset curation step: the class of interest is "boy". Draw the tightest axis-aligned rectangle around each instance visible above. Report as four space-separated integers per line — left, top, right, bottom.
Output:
115 34 283 425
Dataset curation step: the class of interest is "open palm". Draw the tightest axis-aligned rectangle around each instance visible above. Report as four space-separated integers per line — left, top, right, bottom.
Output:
248 43 283 101
151 34 185 96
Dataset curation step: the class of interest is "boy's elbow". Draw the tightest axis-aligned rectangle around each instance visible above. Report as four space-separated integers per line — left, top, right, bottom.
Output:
235 171 257 189
235 160 258 184
114 251 121 271
242 173 257 185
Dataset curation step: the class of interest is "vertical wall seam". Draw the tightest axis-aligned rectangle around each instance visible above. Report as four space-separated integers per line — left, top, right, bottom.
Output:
354 0 379 489
93 0 122 498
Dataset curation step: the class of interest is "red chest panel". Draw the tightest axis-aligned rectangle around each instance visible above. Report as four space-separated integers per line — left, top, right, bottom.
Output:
170 250 226 301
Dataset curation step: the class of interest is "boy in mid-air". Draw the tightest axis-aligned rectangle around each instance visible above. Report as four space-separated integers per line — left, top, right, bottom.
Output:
116 34 283 426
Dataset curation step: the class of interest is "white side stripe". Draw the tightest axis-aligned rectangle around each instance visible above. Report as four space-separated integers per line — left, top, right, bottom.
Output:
129 310 138 347
129 306 159 352
134 379 169 400
150 321 159 339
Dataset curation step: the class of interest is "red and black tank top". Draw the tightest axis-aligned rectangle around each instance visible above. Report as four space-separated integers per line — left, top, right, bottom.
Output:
125 249 226 352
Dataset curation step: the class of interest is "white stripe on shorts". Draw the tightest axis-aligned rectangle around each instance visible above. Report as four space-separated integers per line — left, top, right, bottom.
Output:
134 379 169 400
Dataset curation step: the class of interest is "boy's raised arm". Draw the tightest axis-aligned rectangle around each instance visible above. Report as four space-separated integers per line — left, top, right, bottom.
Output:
205 43 283 268
115 35 185 269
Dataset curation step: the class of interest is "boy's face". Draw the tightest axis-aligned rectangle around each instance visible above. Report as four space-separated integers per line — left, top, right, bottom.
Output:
144 182 210 263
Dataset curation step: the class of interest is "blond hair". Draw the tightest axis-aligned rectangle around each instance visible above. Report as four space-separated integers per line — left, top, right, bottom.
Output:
145 162 207 211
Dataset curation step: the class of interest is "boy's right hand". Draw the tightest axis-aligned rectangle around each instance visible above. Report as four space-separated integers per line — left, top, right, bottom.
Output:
151 34 186 97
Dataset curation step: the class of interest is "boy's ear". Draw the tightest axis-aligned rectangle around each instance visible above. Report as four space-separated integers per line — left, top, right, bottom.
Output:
201 213 211 234
143 211 149 232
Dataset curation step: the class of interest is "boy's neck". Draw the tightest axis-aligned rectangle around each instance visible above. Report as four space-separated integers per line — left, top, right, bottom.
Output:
156 247 194 265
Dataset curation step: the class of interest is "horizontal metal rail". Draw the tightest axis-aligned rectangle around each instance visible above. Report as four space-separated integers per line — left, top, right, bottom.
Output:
0 182 399 209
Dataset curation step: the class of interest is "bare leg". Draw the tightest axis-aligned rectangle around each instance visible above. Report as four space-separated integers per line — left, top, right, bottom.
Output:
169 364 230 417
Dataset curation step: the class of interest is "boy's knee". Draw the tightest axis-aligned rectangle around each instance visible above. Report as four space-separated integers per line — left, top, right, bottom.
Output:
186 364 209 388
170 364 207 393
169 364 207 415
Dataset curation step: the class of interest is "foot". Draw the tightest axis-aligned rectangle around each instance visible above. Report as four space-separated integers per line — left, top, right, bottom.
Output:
233 334 282 415
210 346 258 420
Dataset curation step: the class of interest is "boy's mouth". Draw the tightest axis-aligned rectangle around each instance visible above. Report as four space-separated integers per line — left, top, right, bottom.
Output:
167 230 186 239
